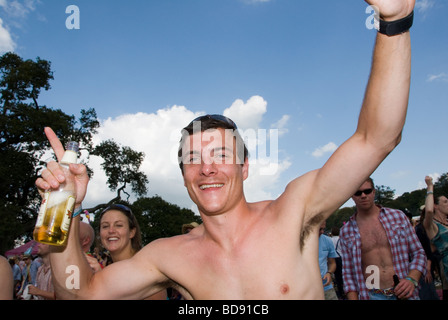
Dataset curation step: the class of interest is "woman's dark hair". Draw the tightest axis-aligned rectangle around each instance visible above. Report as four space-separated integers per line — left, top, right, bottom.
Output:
99 204 142 253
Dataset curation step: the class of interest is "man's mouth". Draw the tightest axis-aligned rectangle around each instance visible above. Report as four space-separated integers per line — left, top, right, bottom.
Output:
199 184 224 190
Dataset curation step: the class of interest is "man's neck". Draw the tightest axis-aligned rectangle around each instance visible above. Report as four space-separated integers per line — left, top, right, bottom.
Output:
200 200 257 251
356 204 380 221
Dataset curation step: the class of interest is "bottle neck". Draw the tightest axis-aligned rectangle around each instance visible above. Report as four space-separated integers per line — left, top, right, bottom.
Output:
60 150 78 165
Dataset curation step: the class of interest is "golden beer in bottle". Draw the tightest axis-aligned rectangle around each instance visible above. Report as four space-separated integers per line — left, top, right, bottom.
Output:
33 141 79 246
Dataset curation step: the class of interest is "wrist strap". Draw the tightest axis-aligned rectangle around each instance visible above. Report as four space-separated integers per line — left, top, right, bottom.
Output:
379 11 414 36
406 276 418 287
72 206 83 218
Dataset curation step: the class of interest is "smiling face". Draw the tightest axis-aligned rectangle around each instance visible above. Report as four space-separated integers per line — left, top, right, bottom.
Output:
100 210 136 257
181 128 249 216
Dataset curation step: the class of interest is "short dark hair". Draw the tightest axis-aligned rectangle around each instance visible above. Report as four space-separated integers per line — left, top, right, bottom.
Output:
434 194 444 205
178 114 249 173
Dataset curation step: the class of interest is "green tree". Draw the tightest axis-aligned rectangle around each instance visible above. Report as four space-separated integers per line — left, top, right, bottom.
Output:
0 52 100 253
327 207 355 230
374 185 395 207
87 140 149 213
132 196 201 244
435 173 448 197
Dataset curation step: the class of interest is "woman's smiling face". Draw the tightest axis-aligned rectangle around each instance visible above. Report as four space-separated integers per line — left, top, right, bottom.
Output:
100 210 136 254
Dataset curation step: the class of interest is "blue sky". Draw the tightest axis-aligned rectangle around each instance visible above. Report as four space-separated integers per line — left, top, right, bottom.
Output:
1 0 447 212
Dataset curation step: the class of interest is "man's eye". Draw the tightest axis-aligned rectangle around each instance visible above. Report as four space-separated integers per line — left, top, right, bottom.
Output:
186 155 200 164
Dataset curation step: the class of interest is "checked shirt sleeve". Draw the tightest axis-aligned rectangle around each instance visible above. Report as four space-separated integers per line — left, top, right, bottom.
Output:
339 222 362 296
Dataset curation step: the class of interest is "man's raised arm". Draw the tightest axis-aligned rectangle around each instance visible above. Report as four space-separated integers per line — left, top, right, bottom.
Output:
301 0 415 221
36 127 95 299
37 128 168 300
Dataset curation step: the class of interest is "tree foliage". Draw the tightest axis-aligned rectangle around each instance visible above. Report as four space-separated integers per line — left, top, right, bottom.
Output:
0 52 100 253
92 140 148 203
132 196 200 244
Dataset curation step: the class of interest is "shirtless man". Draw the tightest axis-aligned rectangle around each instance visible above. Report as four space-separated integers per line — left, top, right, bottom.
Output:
37 0 416 300
339 178 426 300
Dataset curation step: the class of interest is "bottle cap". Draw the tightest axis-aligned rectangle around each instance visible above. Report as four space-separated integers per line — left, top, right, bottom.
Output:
65 141 79 152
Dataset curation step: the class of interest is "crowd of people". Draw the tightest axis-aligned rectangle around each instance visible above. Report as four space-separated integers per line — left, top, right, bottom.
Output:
321 176 447 300
0 212 201 300
2 0 446 302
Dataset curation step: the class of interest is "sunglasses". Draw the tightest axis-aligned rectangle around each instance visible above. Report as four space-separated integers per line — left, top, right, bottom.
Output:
100 204 134 218
188 114 238 130
354 188 374 197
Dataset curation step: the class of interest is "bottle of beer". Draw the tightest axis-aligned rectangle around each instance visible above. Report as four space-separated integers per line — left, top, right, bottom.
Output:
33 141 79 246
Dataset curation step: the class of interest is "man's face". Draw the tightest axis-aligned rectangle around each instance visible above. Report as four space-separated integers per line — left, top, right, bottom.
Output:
352 181 375 210
436 196 448 217
181 128 249 215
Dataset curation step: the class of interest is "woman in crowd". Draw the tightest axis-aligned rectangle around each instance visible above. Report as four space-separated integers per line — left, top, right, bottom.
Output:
86 204 166 300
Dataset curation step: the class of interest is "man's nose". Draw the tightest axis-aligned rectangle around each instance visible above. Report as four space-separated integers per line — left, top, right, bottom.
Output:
200 161 218 176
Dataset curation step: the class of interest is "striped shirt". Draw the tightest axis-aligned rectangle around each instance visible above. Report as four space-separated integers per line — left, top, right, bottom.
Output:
339 206 427 300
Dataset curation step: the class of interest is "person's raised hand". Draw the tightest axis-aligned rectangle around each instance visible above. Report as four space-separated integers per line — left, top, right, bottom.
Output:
35 127 89 207
365 0 415 21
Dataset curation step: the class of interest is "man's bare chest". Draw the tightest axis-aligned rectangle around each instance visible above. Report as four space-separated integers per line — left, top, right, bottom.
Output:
358 220 390 253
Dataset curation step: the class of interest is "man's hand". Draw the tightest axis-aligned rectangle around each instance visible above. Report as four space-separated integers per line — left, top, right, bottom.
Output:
393 277 416 299
322 272 332 286
425 176 434 188
365 0 415 20
35 127 89 207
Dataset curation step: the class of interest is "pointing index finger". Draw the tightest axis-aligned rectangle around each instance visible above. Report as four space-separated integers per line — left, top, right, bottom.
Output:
44 127 65 161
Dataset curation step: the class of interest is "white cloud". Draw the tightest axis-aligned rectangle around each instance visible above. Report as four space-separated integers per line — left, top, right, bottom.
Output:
0 0 40 52
0 0 37 18
311 142 338 158
85 105 198 210
417 172 441 189
271 114 290 137
83 97 289 211
0 18 15 53
427 73 448 82
415 0 435 13
223 95 267 130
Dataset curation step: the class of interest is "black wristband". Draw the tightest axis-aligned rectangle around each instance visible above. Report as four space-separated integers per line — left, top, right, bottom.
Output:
379 11 414 36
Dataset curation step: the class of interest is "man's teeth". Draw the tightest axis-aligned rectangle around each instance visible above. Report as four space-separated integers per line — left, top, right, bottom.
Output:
108 237 119 241
200 184 224 190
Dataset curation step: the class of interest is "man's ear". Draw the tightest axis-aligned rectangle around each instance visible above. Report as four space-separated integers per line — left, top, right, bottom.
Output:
242 158 249 181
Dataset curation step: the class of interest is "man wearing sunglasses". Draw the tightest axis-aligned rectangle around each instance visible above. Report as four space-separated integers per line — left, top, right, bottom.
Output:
38 0 416 300
339 178 426 300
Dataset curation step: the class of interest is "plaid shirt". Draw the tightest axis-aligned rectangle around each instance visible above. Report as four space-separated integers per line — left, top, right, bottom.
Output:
339 206 427 300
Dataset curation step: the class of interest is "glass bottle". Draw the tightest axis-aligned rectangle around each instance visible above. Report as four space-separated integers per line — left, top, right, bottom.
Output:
33 141 79 246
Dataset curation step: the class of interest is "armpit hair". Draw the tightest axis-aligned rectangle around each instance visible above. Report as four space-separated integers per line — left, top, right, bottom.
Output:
300 212 325 251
